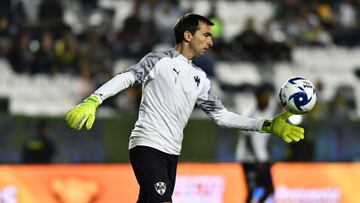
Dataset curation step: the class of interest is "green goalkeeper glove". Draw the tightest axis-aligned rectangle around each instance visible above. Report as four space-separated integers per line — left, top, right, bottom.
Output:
261 112 304 143
65 95 101 130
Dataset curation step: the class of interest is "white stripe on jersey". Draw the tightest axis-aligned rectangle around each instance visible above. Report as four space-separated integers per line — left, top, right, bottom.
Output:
93 48 265 155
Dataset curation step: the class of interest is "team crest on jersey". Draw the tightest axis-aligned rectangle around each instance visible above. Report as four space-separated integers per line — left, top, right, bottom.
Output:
194 76 200 87
154 182 166 195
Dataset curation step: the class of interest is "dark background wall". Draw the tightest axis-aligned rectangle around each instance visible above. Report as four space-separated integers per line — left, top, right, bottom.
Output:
1 115 360 164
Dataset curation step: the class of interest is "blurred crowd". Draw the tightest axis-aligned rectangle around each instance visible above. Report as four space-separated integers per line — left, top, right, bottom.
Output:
0 0 360 75
0 0 359 113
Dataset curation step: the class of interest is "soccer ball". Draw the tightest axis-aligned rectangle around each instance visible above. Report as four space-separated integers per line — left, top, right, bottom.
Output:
279 77 317 114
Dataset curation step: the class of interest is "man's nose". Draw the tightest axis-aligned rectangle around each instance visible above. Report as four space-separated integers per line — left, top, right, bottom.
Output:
208 38 213 47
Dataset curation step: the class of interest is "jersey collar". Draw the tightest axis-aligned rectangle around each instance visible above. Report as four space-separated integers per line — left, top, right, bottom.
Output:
173 48 193 64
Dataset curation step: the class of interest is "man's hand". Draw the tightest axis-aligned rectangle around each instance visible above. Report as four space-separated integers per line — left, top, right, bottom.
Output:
65 95 101 130
261 112 304 143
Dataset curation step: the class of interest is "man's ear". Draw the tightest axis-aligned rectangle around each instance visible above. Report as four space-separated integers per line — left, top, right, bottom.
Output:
184 31 192 42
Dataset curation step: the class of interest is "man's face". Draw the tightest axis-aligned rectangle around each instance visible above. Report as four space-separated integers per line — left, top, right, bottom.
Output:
189 22 213 56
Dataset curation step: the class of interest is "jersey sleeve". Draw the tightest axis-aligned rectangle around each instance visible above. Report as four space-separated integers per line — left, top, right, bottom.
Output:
92 51 167 102
197 80 265 131
93 71 135 102
125 51 167 84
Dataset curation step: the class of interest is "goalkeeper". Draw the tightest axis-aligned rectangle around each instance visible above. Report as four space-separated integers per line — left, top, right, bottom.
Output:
65 13 304 203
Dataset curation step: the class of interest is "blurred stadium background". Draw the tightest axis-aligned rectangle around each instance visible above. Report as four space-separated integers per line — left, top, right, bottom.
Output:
0 0 360 202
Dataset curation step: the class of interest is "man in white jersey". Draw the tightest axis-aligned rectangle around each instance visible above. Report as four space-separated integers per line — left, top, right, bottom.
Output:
65 13 304 203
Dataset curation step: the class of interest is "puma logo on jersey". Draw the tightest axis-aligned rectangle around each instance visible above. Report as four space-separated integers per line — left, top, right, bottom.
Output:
173 68 180 75
194 76 200 87
173 68 180 83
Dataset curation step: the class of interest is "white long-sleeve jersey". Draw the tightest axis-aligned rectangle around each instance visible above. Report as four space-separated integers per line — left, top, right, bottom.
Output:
93 48 265 155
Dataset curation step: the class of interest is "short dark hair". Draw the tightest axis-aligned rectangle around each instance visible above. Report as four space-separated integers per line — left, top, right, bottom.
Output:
173 13 214 44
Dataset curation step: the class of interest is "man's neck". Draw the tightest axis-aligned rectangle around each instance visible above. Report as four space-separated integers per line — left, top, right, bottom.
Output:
175 44 194 60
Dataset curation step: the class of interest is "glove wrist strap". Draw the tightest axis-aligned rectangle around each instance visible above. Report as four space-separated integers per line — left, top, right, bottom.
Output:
85 95 101 108
260 119 272 133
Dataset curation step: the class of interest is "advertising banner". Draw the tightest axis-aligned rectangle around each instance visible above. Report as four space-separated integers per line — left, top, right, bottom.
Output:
0 163 246 203
272 163 360 203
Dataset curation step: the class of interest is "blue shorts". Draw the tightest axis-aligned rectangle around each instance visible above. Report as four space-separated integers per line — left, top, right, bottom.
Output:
129 146 179 203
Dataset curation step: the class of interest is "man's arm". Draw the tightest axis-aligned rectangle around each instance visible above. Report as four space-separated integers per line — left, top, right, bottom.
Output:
92 72 135 101
65 51 166 130
197 91 265 131
196 80 264 130
197 83 304 143
93 50 168 101
64 72 135 130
